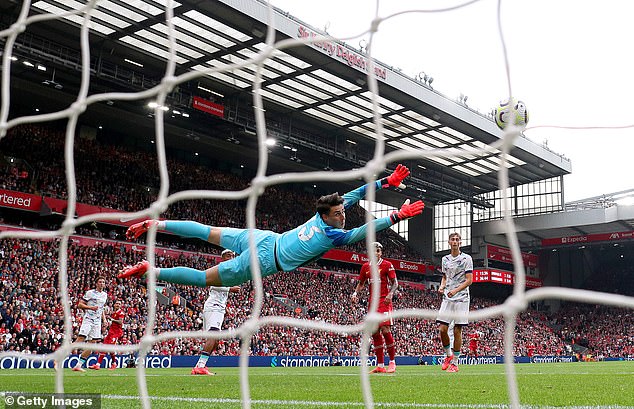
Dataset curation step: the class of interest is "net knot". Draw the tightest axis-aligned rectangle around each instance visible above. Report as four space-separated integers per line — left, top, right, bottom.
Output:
149 200 168 215
251 176 267 196
240 318 260 336
71 101 87 114
139 334 157 350
370 17 382 33
60 219 76 235
366 158 386 176
161 75 178 91
11 22 27 34
503 294 527 315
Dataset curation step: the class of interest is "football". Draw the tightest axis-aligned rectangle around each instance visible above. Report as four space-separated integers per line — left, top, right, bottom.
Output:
494 98 529 130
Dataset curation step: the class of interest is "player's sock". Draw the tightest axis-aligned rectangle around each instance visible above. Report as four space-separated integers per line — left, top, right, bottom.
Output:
443 344 453 357
110 353 116 362
157 267 207 287
97 353 105 365
77 356 87 368
163 221 211 241
195 351 210 368
372 333 385 366
383 332 396 360
453 351 461 364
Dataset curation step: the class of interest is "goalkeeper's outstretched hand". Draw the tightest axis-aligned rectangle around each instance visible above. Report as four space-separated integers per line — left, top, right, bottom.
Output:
383 164 410 189
126 220 159 240
390 199 425 223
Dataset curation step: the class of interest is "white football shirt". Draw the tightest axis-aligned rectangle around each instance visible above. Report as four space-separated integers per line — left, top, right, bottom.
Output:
82 289 108 320
441 252 473 301
203 286 231 313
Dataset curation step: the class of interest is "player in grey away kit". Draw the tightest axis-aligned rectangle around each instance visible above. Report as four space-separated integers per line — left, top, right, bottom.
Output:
436 232 473 373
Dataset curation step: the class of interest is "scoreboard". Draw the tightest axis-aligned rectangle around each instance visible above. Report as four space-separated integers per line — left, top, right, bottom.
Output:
473 268 542 288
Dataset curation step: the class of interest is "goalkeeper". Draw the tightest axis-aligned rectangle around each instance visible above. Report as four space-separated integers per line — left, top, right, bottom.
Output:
119 164 424 287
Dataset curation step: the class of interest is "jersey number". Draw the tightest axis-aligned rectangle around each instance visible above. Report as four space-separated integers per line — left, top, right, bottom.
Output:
298 225 321 241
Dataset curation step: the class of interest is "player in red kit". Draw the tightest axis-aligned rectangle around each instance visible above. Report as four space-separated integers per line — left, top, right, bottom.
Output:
90 300 125 370
468 332 480 357
351 242 398 374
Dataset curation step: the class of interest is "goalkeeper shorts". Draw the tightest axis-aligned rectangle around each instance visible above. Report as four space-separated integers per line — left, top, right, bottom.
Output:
218 228 279 286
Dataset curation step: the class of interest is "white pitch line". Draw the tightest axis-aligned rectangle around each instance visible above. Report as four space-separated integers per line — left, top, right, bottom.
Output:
102 396 634 409
1 392 630 408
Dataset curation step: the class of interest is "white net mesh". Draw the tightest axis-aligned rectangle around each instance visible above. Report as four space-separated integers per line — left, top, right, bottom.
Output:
1 1 633 409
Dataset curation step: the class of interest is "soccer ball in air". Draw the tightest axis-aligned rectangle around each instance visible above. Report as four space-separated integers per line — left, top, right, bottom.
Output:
494 98 528 130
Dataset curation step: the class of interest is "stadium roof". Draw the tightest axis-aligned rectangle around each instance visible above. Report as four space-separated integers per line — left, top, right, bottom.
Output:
474 189 634 249
1 0 572 206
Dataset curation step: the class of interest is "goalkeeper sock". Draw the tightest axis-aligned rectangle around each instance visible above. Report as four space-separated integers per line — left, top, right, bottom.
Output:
195 351 210 368
157 267 207 287
163 221 211 241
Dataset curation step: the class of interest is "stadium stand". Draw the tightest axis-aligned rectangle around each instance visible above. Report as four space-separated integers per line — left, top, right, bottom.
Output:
1 121 633 359
0 123 425 263
1 122 633 361
1 237 631 358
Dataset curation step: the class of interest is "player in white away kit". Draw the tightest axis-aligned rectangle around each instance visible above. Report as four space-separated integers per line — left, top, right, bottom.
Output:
436 232 473 373
72 277 108 372
192 249 241 375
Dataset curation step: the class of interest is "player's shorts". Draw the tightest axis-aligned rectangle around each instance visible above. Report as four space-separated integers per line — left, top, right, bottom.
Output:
104 328 123 345
368 302 393 327
203 310 226 331
436 298 470 326
218 228 279 286
78 317 102 341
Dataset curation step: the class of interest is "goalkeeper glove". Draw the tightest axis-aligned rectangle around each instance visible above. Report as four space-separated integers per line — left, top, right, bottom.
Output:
389 199 425 224
382 164 410 189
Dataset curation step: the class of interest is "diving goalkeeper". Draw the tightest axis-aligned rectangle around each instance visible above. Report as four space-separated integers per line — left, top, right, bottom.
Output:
119 164 424 287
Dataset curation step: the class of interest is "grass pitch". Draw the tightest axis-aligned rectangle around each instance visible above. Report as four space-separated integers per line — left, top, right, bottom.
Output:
1 362 633 408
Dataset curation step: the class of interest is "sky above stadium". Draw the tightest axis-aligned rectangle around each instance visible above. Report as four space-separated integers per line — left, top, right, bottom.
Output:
271 0 634 203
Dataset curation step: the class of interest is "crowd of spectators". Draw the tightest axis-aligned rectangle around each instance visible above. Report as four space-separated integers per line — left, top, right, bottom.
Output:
1 237 631 359
551 303 634 358
0 162 31 193
1 124 425 262
1 124 631 360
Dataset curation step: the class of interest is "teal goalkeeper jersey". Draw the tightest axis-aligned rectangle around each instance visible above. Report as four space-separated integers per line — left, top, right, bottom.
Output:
274 180 394 272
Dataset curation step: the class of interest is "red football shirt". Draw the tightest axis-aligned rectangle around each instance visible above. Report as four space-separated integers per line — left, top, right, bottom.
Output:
469 333 479 348
358 258 396 305
109 308 125 332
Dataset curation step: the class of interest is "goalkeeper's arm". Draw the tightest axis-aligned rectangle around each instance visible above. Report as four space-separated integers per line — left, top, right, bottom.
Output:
330 198 425 246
